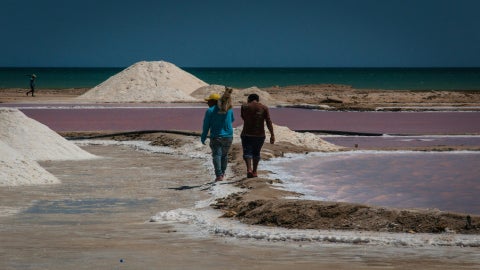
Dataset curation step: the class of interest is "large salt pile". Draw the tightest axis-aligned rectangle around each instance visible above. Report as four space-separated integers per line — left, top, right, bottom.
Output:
0 141 59 186
234 124 342 152
0 108 96 161
78 61 208 102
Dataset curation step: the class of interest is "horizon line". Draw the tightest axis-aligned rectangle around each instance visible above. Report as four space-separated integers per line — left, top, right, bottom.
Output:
1 66 480 69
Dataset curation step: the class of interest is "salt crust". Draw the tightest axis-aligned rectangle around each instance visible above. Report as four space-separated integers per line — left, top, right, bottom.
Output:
78 61 208 102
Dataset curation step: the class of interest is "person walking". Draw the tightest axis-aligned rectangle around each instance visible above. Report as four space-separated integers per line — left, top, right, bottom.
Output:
240 93 275 178
26 74 36 96
201 93 235 182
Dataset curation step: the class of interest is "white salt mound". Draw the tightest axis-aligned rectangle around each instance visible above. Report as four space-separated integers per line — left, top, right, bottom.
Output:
191 85 277 106
0 140 60 186
190 84 228 100
234 86 276 106
0 108 96 161
234 124 342 151
78 61 208 102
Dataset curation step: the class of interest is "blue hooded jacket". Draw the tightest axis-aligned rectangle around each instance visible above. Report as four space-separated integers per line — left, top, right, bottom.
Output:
201 105 234 144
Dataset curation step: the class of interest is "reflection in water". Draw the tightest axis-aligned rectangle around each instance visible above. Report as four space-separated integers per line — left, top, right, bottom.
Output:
267 151 480 215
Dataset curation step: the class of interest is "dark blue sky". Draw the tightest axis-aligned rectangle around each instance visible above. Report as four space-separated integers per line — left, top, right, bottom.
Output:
2 0 480 67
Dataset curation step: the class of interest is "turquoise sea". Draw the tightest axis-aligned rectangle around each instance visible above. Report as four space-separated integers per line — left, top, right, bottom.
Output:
1 67 480 90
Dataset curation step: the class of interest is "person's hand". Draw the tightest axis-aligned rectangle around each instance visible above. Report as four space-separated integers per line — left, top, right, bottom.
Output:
270 135 275 144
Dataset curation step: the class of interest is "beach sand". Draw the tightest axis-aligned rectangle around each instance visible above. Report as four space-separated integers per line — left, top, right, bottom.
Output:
2 85 480 111
1 86 480 269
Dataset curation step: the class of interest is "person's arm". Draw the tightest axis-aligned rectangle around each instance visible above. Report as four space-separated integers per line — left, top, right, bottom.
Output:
264 107 275 144
240 105 246 120
201 109 211 144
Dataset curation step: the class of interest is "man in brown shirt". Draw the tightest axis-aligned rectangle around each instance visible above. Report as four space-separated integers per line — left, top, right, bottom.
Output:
240 93 275 178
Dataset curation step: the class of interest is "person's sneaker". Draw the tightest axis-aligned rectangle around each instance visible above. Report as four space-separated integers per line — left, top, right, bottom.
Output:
247 171 254 178
252 171 258 177
215 175 224 182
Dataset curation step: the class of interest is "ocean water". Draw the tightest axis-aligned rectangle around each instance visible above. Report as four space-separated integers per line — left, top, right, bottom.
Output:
1 67 480 90
264 151 480 215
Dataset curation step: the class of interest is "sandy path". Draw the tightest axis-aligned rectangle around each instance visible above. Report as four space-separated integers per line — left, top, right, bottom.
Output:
1 143 478 270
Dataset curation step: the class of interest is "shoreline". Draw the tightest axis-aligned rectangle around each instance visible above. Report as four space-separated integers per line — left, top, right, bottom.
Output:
2 85 480 111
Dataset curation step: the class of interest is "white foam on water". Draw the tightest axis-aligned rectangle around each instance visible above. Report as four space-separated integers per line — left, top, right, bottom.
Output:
151 191 480 247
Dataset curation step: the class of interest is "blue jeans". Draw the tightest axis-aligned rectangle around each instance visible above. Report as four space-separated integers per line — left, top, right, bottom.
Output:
209 137 233 177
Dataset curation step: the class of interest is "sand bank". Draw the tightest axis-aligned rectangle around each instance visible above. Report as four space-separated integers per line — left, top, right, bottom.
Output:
2 84 480 111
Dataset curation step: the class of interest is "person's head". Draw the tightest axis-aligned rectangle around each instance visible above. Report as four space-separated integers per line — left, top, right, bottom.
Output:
247 93 259 103
205 93 220 107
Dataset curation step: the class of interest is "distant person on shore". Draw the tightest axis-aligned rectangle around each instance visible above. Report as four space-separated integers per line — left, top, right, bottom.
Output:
26 74 36 96
201 92 235 182
240 93 275 178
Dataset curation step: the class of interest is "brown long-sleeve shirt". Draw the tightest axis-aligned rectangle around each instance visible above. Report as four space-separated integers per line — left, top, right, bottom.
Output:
240 101 274 137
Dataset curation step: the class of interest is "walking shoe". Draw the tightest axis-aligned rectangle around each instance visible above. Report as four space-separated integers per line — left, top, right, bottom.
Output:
247 171 254 178
215 175 224 182
252 171 258 177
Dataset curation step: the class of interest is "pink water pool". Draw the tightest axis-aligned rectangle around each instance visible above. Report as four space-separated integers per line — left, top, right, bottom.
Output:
266 151 480 215
14 106 480 135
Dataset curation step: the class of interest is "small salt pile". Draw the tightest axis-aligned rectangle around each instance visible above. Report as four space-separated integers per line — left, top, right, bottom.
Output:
0 108 96 186
0 140 59 186
191 85 277 106
234 123 342 152
234 86 276 106
190 84 228 100
78 61 208 102
0 108 96 161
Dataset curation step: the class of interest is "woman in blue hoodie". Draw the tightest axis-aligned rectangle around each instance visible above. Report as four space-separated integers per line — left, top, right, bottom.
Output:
201 93 235 182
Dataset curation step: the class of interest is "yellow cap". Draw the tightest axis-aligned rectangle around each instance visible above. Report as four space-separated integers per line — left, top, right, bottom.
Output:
205 93 220 101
